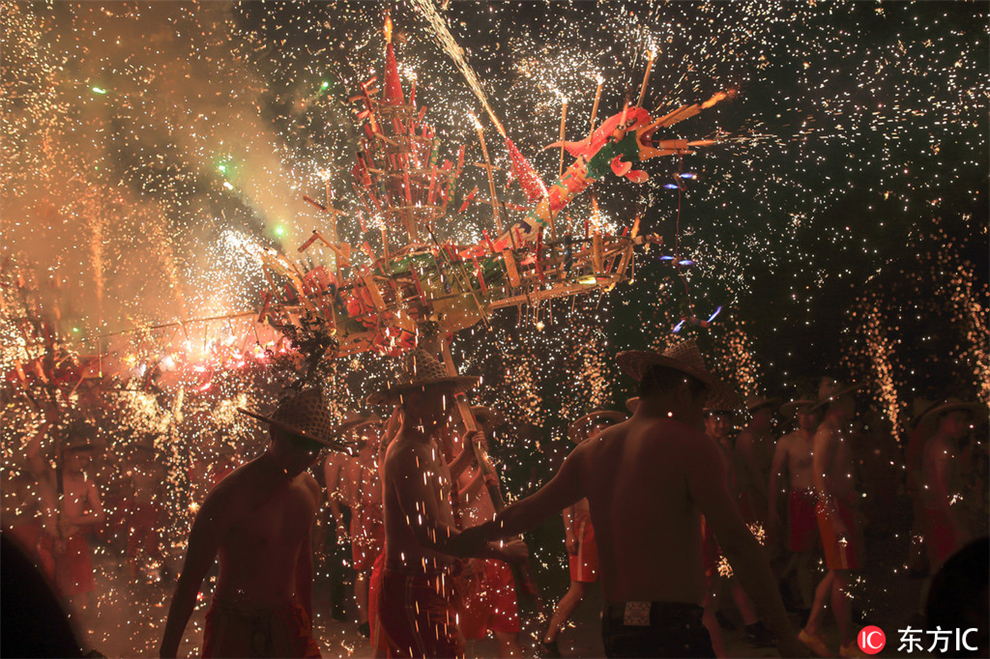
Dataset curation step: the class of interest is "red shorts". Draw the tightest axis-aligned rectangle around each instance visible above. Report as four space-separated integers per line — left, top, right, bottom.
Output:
457 558 520 639
568 519 599 583
368 552 388 656
789 488 819 552
350 507 385 573
379 565 463 658
55 534 95 596
816 495 863 570
923 507 964 569
125 503 161 559
203 598 321 658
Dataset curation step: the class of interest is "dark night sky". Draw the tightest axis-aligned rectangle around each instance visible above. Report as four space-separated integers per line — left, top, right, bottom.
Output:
3 1 987 417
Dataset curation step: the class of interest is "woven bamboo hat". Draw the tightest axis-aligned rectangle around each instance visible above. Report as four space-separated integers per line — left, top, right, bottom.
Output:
810 378 862 413
780 398 819 419
617 339 714 388
746 395 782 413
338 412 382 434
238 388 346 449
368 348 479 405
567 410 626 443
63 421 102 452
705 379 741 416
918 397 984 426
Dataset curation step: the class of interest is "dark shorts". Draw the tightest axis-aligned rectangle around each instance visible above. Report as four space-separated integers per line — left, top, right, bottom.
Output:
379 563 462 658
602 602 715 658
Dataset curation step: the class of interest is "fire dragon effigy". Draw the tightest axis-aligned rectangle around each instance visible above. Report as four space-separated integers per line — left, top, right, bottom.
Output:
252 20 731 360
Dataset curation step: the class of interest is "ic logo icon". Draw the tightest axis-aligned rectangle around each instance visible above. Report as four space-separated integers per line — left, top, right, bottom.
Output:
858 626 886 654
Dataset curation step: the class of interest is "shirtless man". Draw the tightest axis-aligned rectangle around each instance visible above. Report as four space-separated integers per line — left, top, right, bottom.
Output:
123 434 166 581
323 443 351 623
919 398 980 571
468 341 805 658
159 388 346 658
541 410 625 658
735 395 781 532
799 379 864 658
336 414 385 637
5 415 58 580
769 398 821 614
453 406 524 659
699 404 773 652
29 419 105 624
372 349 527 659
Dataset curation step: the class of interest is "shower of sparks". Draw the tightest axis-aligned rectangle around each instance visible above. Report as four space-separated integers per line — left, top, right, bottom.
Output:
0 2 987 654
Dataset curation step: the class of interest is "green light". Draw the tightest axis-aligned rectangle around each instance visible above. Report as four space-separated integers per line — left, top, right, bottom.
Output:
274 226 286 237
72 327 81 333
218 164 227 173
321 81 330 90
91 86 107 95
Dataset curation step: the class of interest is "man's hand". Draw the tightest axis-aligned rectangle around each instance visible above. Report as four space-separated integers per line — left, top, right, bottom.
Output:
454 525 490 557
565 533 578 555
463 430 489 456
493 538 528 564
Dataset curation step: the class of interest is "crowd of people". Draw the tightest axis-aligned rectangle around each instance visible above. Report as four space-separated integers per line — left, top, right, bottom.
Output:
2 339 988 659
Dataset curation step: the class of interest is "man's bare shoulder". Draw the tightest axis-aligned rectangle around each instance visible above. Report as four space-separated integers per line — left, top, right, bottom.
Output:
383 435 428 475
813 420 837 444
298 470 321 503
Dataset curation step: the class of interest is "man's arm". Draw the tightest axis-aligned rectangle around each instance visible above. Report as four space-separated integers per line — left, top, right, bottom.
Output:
458 464 486 500
296 477 320 626
688 431 802 653
26 419 54 480
387 444 521 561
812 425 846 535
159 488 233 658
484 443 586 540
323 454 348 538
926 440 969 536
767 437 789 525
81 480 106 527
734 431 757 508
295 527 314 625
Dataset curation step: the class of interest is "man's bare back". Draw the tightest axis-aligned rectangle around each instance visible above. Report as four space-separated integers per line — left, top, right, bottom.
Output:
211 457 320 605
574 417 709 604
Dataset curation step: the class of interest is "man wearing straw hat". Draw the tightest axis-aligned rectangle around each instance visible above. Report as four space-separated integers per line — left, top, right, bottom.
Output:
768 395 821 616
160 388 347 659
452 404 525 659
919 397 982 571
28 416 105 626
539 409 625 658
798 378 863 658
332 412 385 638
468 340 805 658
735 395 782 533
371 348 527 659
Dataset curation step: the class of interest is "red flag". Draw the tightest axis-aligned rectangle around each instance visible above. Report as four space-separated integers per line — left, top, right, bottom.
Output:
384 43 403 106
505 137 546 202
